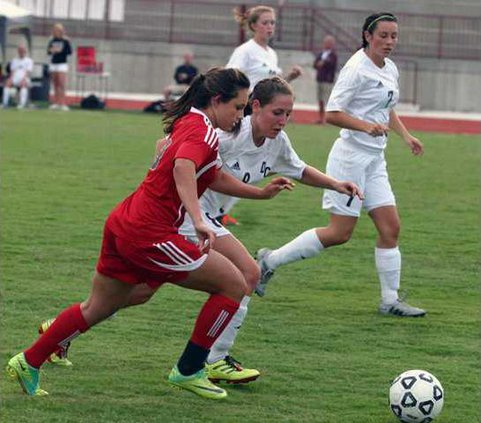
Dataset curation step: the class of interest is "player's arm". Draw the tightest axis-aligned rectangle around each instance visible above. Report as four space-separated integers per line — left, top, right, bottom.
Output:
284 65 303 82
210 169 294 199
299 165 363 199
173 158 204 224
389 109 424 155
326 110 389 137
173 158 214 251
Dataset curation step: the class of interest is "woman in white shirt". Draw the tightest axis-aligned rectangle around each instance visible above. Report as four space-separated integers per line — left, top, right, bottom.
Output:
256 13 426 318
226 5 302 89
78 77 359 385
223 5 303 224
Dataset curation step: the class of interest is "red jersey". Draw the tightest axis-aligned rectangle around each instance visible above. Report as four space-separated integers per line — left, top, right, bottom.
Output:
107 108 220 242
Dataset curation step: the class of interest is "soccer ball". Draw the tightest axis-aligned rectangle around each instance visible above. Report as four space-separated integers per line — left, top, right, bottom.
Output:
389 369 444 422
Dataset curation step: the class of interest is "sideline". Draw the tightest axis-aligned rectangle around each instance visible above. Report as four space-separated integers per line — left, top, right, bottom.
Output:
65 91 480 135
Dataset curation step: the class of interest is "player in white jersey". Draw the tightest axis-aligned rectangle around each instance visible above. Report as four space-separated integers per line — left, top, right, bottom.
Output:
180 77 360 383
110 77 360 384
256 13 427 318
224 5 303 225
227 5 302 90
2 45 33 109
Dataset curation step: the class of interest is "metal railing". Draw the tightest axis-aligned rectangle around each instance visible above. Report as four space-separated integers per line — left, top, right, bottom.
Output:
28 1 481 61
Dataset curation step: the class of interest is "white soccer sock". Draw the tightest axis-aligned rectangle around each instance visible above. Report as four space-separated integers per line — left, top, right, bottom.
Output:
19 87 28 107
375 246 401 305
266 228 324 269
207 295 251 364
2 87 10 106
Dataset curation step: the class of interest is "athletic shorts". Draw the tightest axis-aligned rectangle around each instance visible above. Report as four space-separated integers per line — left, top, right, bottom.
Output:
96 224 208 288
49 63 69 73
179 211 231 243
322 138 396 217
11 74 30 86
317 82 334 104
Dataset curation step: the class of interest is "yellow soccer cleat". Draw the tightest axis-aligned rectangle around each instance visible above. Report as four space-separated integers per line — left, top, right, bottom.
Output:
6 353 48 396
38 318 73 367
206 356 260 384
168 366 227 400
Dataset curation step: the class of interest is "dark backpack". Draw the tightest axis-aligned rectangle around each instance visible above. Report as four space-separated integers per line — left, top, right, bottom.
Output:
143 100 167 113
80 94 105 110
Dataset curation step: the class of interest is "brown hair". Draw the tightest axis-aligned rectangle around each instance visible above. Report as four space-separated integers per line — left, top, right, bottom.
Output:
362 12 397 48
163 67 250 134
52 23 66 38
250 77 293 107
234 5 275 32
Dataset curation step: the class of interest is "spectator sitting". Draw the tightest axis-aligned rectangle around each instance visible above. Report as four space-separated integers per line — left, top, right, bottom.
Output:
163 53 198 101
2 45 33 109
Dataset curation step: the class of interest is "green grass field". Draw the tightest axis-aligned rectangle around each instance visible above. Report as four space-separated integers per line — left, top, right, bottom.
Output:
0 109 479 422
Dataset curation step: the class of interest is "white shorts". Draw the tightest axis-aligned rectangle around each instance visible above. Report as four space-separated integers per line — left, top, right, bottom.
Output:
49 63 69 73
11 74 30 86
179 211 231 243
322 138 396 217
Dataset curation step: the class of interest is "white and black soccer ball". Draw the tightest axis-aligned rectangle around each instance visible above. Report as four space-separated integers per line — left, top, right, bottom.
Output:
389 369 444 423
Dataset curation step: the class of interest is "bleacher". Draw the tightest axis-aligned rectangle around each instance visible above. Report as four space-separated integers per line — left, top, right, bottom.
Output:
30 1 481 61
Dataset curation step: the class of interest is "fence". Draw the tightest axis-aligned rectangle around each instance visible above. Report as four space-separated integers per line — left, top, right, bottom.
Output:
25 0 481 61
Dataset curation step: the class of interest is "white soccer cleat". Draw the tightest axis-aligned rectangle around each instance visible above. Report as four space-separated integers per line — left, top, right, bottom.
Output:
255 248 275 297
379 299 426 317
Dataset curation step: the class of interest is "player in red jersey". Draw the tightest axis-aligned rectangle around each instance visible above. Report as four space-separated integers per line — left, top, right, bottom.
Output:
7 67 293 400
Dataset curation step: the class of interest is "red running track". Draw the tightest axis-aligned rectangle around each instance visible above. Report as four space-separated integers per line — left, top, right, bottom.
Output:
65 96 480 135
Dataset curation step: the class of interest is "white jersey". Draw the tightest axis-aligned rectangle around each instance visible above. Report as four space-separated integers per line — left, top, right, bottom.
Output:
226 39 282 89
326 49 399 151
10 56 33 82
179 116 306 238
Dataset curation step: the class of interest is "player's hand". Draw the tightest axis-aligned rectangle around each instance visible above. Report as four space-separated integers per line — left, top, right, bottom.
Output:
287 65 303 81
365 123 390 137
404 134 424 156
194 221 216 253
260 177 295 199
333 181 364 201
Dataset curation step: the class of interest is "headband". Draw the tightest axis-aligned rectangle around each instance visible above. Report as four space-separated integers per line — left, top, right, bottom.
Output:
366 15 396 31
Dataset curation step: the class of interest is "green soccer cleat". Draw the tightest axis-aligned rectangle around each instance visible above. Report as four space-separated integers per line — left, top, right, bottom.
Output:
6 353 48 396
39 319 73 367
168 366 227 400
206 356 260 384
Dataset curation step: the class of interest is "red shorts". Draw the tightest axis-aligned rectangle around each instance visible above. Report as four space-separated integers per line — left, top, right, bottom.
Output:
96 224 207 288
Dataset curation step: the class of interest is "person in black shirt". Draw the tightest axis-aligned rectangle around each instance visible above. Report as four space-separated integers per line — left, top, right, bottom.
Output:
47 23 72 111
163 53 198 100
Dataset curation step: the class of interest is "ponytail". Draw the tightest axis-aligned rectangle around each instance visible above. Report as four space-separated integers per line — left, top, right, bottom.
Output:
163 75 207 134
163 67 249 134
233 5 275 32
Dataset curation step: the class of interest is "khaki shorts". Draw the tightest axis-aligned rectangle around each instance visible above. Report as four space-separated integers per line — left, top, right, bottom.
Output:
317 82 334 104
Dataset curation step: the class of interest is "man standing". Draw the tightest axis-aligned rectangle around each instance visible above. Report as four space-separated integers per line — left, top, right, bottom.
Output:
2 45 33 109
313 35 337 124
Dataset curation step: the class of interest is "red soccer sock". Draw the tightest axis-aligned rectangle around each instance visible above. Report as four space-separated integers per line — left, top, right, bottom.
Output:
190 294 240 350
24 303 90 368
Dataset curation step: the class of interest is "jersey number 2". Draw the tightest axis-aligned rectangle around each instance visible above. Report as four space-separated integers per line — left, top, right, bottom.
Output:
384 90 394 108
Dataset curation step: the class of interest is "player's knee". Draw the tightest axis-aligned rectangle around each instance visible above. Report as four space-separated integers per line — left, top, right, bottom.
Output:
242 263 261 294
381 229 399 246
221 275 248 301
